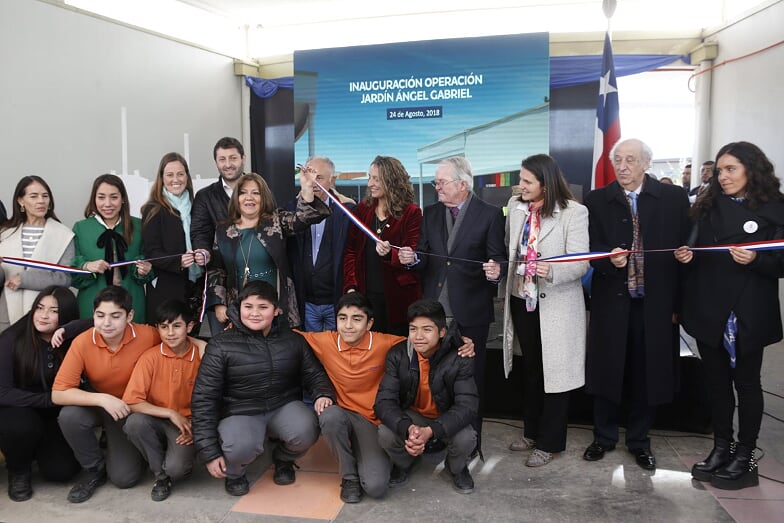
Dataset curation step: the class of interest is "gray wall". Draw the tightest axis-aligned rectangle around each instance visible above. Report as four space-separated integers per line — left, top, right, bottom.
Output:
0 0 241 226
707 1 784 171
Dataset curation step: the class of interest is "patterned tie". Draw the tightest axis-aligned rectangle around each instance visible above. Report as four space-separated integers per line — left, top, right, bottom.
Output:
626 192 645 298
449 206 459 223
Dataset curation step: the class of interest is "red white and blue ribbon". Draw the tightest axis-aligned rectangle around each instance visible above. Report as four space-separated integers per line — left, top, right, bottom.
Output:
1 257 92 274
305 170 784 266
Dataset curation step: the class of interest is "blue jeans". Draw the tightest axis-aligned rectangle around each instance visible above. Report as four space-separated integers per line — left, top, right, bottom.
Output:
304 302 336 332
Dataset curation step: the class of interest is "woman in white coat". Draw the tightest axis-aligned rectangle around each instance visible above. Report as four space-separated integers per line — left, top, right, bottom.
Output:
0 176 74 332
501 154 589 467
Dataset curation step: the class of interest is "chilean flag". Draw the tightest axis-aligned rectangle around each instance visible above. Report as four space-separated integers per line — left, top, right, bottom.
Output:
591 31 621 189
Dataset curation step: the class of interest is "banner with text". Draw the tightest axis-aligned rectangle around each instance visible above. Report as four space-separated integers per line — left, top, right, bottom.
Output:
294 33 550 186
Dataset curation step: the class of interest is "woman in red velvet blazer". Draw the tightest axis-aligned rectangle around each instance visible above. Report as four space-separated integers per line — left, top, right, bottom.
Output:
343 156 422 335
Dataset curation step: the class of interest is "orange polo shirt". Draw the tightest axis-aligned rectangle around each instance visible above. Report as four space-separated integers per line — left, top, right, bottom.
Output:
122 342 201 417
53 324 161 399
299 330 404 424
411 353 439 419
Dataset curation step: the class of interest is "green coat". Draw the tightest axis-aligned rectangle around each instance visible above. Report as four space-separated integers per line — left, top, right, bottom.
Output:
70 216 153 322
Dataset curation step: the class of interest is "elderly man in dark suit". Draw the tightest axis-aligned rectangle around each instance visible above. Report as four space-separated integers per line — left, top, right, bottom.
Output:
285 156 355 332
582 138 690 470
398 156 505 451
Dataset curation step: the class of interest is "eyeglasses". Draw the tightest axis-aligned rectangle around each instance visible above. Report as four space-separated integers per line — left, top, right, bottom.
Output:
431 179 459 189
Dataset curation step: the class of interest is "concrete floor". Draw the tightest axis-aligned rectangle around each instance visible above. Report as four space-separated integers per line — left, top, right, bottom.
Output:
2 344 783 522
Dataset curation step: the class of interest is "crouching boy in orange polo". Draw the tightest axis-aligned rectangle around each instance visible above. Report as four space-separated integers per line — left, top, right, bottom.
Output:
122 300 205 501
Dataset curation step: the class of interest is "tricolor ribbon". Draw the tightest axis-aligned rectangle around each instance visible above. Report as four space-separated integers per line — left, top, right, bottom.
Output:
304 169 784 266
1 257 92 274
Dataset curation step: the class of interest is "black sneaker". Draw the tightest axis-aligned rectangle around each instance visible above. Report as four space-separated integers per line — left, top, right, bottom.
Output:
151 477 172 501
389 464 412 487
67 466 107 503
448 465 474 494
340 478 363 503
273 461 298 485
8 470 33 502
224 475 249 496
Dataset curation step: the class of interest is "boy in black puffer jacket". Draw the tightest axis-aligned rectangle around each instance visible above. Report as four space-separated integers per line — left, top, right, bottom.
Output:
374 299 478 494
191 281 336 496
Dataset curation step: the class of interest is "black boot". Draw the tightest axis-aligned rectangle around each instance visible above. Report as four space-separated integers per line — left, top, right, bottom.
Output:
710 445 759 490
691 440 735 481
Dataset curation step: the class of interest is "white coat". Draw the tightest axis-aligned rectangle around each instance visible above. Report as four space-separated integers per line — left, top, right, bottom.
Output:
501 196 589 393
0 218 74 328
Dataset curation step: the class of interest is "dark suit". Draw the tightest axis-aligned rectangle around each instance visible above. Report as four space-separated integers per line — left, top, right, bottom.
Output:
413 194 505 439
584 175 690 449
285 193 355 330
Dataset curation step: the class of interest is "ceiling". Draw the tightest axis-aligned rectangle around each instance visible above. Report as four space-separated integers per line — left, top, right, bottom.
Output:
60 0 768 60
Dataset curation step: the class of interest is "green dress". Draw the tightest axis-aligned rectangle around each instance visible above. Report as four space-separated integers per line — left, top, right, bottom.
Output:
70 216 154 322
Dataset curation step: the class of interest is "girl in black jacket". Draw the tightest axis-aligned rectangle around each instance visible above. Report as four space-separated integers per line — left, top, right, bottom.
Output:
676 141 784 490
0 286 84 501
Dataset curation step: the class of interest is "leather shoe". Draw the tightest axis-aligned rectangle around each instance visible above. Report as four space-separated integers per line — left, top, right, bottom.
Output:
583 441 615 461
630 448 656 470
8 470 33 502
273 460 297 485
224 475 249 496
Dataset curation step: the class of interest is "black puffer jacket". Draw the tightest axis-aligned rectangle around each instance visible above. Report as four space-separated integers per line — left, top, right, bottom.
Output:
373 323 478 441
191 305 336 464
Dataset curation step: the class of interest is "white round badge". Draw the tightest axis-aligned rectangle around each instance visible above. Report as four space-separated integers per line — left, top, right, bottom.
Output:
743 221 758 234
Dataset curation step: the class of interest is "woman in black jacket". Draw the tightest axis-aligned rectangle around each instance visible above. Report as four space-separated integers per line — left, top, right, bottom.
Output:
676 141 784 490
191 281 335 497
0 286 84 501
141 152 210 327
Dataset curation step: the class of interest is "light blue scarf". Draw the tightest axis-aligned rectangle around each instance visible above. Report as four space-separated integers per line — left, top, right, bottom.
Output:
164 189 202 282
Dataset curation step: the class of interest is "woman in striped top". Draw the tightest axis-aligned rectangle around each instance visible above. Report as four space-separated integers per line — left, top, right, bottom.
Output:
0 176 75 332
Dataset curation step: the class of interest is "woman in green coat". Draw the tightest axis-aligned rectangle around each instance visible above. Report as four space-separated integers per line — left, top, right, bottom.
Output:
70 174 154 321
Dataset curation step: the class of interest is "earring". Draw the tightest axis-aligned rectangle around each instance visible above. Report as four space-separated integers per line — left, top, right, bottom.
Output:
20 205 25 213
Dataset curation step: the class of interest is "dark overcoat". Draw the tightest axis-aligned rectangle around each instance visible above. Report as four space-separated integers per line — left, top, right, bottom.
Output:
584 175 690 405
681 195 784 351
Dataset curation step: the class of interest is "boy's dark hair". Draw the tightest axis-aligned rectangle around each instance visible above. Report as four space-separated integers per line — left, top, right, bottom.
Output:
155 299 192 325
238 280 279 308
335 292 374 320
407 299 447 331
93 285 133 313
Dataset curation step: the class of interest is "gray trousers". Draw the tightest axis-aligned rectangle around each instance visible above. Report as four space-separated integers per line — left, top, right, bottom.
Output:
57 406 146 488
377 409 476 473
318 405 390 498
123 413 195 481
218 400 319 479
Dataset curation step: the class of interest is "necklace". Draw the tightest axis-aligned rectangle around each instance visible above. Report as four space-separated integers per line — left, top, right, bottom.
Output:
374 215 388 236
239 229 254 287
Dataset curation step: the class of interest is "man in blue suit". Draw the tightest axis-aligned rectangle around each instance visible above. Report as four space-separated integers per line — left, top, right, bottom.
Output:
398 156 505 452
287 156 355 331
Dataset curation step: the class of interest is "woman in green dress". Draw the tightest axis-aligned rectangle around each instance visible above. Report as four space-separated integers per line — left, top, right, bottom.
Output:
70 174 154 321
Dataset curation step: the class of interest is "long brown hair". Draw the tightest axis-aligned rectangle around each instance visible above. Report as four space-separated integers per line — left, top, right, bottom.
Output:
84 174 134 243
365 156 415 219
142 152 194 224
2 176 60 233
227 173 277 224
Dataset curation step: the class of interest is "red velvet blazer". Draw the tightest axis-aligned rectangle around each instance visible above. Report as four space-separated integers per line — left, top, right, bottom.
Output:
343 200 423 326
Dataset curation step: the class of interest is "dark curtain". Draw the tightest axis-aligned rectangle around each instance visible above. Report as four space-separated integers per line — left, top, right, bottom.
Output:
249 88 296 206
